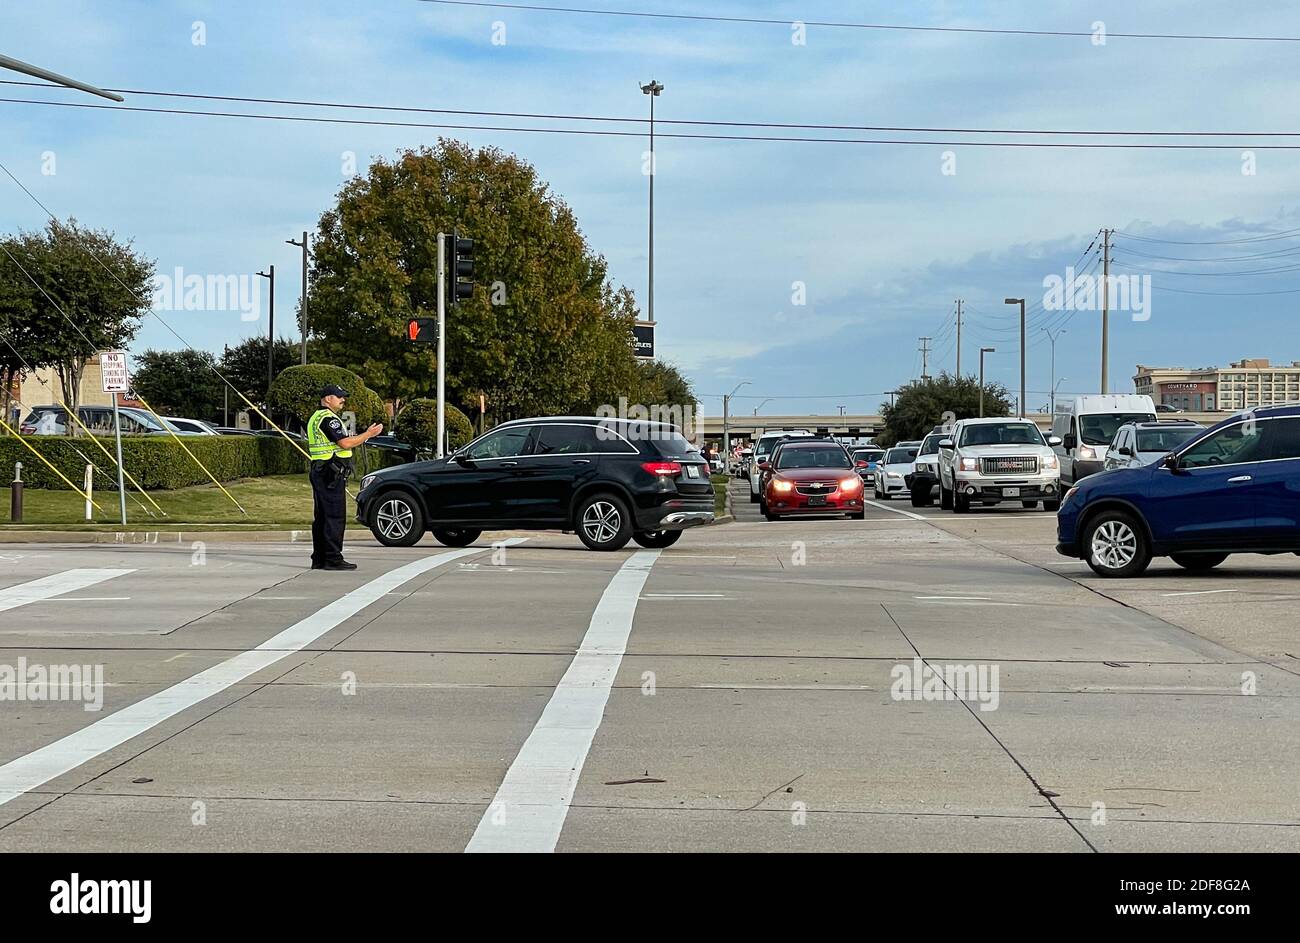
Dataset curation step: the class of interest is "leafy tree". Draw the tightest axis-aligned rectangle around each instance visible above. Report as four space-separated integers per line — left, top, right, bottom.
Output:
309 140 649 419
267 363 386 429
393 398 473 453
218 336 302 406
877 373 1012 447
0 219 152 416
131 349 225 421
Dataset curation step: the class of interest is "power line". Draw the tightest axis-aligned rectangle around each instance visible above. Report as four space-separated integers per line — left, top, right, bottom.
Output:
1114 226 1300 245
418 1 1300 43
8 79 1300 138
11 96 1300 150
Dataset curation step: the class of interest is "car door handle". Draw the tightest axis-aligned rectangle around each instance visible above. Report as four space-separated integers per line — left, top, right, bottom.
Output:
1228 475 1252 483
501 461 519 467
572 459 591 464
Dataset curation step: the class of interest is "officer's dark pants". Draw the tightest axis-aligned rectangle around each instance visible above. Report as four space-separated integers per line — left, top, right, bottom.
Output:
310 461 348 565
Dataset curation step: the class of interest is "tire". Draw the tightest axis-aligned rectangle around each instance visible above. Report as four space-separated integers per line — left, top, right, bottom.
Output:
940 480 953 510
847 510 865 520
1043 498 1061 512
1083 510 1152 578
430 527 481 548
575 493 633 551
369 491 425 547
1022 500 1039 509
878 491 890 501
910 492 932 508
1171 552 1229 572
632 530 683 549
953 491 971 514
748 489 759 504
764 510 780 522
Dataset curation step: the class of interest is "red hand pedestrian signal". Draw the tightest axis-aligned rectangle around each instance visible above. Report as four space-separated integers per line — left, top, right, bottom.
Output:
406 318 436 343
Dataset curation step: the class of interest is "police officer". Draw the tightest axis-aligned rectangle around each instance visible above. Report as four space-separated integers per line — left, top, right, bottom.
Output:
306 384 383 570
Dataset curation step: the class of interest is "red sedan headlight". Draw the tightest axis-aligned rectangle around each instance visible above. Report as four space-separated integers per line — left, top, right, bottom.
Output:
772 478 794 493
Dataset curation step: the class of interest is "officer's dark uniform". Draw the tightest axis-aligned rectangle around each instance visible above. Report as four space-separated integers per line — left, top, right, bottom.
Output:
306 391 354 569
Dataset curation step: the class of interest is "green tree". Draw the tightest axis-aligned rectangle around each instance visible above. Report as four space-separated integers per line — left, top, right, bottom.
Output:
0 219 153 414
309 140 647 418
218 336 302 406
393 398 473 454
878 373 1012 447
267 363 386 429
131 349 225 421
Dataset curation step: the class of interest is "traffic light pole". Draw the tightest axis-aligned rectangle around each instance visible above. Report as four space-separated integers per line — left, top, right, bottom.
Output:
437 232 446 458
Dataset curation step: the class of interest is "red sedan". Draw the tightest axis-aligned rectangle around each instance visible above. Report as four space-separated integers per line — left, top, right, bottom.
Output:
759 440 866 521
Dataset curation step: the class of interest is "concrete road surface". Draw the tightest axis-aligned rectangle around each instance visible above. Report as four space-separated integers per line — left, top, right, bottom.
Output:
0 488 1297 852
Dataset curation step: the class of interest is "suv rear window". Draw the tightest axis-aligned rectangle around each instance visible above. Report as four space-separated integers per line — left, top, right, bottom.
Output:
647 432 699 459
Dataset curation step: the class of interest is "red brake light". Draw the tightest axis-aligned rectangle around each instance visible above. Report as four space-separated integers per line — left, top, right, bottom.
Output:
641 461 682 477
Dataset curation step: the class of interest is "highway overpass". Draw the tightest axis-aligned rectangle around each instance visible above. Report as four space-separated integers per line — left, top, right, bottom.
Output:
698 412 1225 440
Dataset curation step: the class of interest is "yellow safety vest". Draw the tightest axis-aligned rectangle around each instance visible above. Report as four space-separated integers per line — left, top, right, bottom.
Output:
306 408 353 461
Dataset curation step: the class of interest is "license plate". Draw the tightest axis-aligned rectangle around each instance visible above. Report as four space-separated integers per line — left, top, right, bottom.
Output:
685 465 700 478
807 495 827 506
1003 487 1020 498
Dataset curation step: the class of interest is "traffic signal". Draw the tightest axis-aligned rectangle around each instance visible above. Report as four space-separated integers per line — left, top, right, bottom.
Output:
406 317 437 343
446 228 474 309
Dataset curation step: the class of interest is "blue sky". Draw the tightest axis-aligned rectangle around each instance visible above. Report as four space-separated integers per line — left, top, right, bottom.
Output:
3 0 1300 417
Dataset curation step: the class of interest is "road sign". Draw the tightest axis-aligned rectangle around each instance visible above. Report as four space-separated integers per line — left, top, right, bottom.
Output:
100 351 129 392
406 318 437 343
633 321 655 359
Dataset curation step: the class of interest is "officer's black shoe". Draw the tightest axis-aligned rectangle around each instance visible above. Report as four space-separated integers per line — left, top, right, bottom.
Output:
321 560 358 571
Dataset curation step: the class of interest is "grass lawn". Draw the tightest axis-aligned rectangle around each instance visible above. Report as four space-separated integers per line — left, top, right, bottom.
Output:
0 474 340 528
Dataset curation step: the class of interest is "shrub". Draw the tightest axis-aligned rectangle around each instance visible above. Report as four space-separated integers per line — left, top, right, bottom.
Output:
0 435 306 490
267 364 386 428
394 399 474 453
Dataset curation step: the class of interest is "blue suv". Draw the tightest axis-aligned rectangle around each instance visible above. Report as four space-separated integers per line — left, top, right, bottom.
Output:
1057 405 1300 577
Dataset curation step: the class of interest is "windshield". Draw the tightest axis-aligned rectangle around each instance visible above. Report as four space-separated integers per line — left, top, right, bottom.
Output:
958 423 1044 447
775 446 851 470
1080 412 1156 446
885 447 918 464
1136 427 1201 453
852 449 884 463
918 433 945 456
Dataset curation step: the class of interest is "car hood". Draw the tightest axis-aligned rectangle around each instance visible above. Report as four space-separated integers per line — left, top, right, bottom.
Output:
773 468 856 482
882 463 912 474
956 443 1051 454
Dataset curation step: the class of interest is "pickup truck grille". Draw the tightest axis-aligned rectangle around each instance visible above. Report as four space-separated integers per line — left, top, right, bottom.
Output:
980 456 1038 475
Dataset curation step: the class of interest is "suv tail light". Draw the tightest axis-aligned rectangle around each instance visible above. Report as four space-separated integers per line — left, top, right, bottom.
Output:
641 461 682 477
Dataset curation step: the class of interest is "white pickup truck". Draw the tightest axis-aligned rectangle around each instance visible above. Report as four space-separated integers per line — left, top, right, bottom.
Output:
937 417 1064 513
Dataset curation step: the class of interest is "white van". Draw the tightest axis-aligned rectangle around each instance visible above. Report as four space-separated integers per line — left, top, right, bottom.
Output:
1051 394 1157 484
748 429 813 501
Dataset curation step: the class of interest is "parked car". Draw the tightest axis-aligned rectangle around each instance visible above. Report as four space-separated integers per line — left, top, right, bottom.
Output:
162 416 219 435
748 429 814 502
732 447 752 478
937 417 1063 512
1057 405 1300 577
356 416 714 551
874 445 919 500
760 438 864 521
212 426 257 436
1103 420 1205 471
1051 394 1157 485
20 404 170 436
850 447 885 484
906 431 949 507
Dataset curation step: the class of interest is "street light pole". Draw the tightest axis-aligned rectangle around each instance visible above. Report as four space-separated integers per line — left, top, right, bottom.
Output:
256 266 275 402
753 397 774 416
1004 298 1026 417
722 380 750 473
641 79 664 326
979 347 996 417
286 232 309 365
1041 327 1067 414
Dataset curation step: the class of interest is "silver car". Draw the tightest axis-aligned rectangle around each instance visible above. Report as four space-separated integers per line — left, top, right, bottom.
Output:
1103 419 1205 470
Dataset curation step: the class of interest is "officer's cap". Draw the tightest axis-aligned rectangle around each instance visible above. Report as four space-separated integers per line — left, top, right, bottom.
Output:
320 384 348 399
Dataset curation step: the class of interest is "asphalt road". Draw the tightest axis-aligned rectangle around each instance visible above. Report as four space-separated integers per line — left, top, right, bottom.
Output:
0 480 1297 852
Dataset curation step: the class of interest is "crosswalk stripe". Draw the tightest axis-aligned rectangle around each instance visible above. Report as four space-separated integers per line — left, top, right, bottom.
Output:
0 569 135 614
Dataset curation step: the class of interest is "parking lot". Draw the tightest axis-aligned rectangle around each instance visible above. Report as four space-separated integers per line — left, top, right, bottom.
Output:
1 490 1297 852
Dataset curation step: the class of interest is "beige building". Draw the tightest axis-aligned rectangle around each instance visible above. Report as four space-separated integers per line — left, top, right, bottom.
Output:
1134 358 1300 412
5 359 114 423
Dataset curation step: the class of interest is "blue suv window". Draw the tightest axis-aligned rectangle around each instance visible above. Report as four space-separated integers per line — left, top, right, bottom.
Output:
1179 422 1268 468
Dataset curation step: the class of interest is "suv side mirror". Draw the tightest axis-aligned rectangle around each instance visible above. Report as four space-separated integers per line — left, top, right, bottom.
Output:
1063 434 1077 449
1046 434 1063 447
758 460 771 471
938 439 953 449
454 452 473 466
1162 452 1180 471
1120 446 1134 457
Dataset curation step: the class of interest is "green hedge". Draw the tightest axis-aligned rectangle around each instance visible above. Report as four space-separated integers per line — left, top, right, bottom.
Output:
0 435 307 490
394 399 474 454
268 364 386 428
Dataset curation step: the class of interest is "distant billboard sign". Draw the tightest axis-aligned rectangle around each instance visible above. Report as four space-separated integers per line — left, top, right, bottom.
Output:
632 321 655 359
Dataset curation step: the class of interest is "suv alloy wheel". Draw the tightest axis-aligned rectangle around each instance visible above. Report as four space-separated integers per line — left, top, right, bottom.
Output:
370 493 425 547
1083 510 1152 578
576 493 634 551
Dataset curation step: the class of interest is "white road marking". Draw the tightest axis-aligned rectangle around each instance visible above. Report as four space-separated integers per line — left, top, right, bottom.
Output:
32 596 132 603
641 593 727 599
862 500 927 521
466 549 660 853
915 595 992 601
1160 589 1239 598
0 569 135 615
0 542 525 809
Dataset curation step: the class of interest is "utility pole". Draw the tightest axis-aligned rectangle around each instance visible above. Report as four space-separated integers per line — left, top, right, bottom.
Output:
641 79 664 326
1004 297 1026 417
919 337 932 380
1041 327 1066 414
286 232 309 365
436 233 446 457
722 380 750 468
256 266 275 403
954 298 963 377
1100 228 1113 393
885 390 898 408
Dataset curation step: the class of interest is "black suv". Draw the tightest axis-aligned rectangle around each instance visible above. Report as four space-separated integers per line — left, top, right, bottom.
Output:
355 416 715 551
